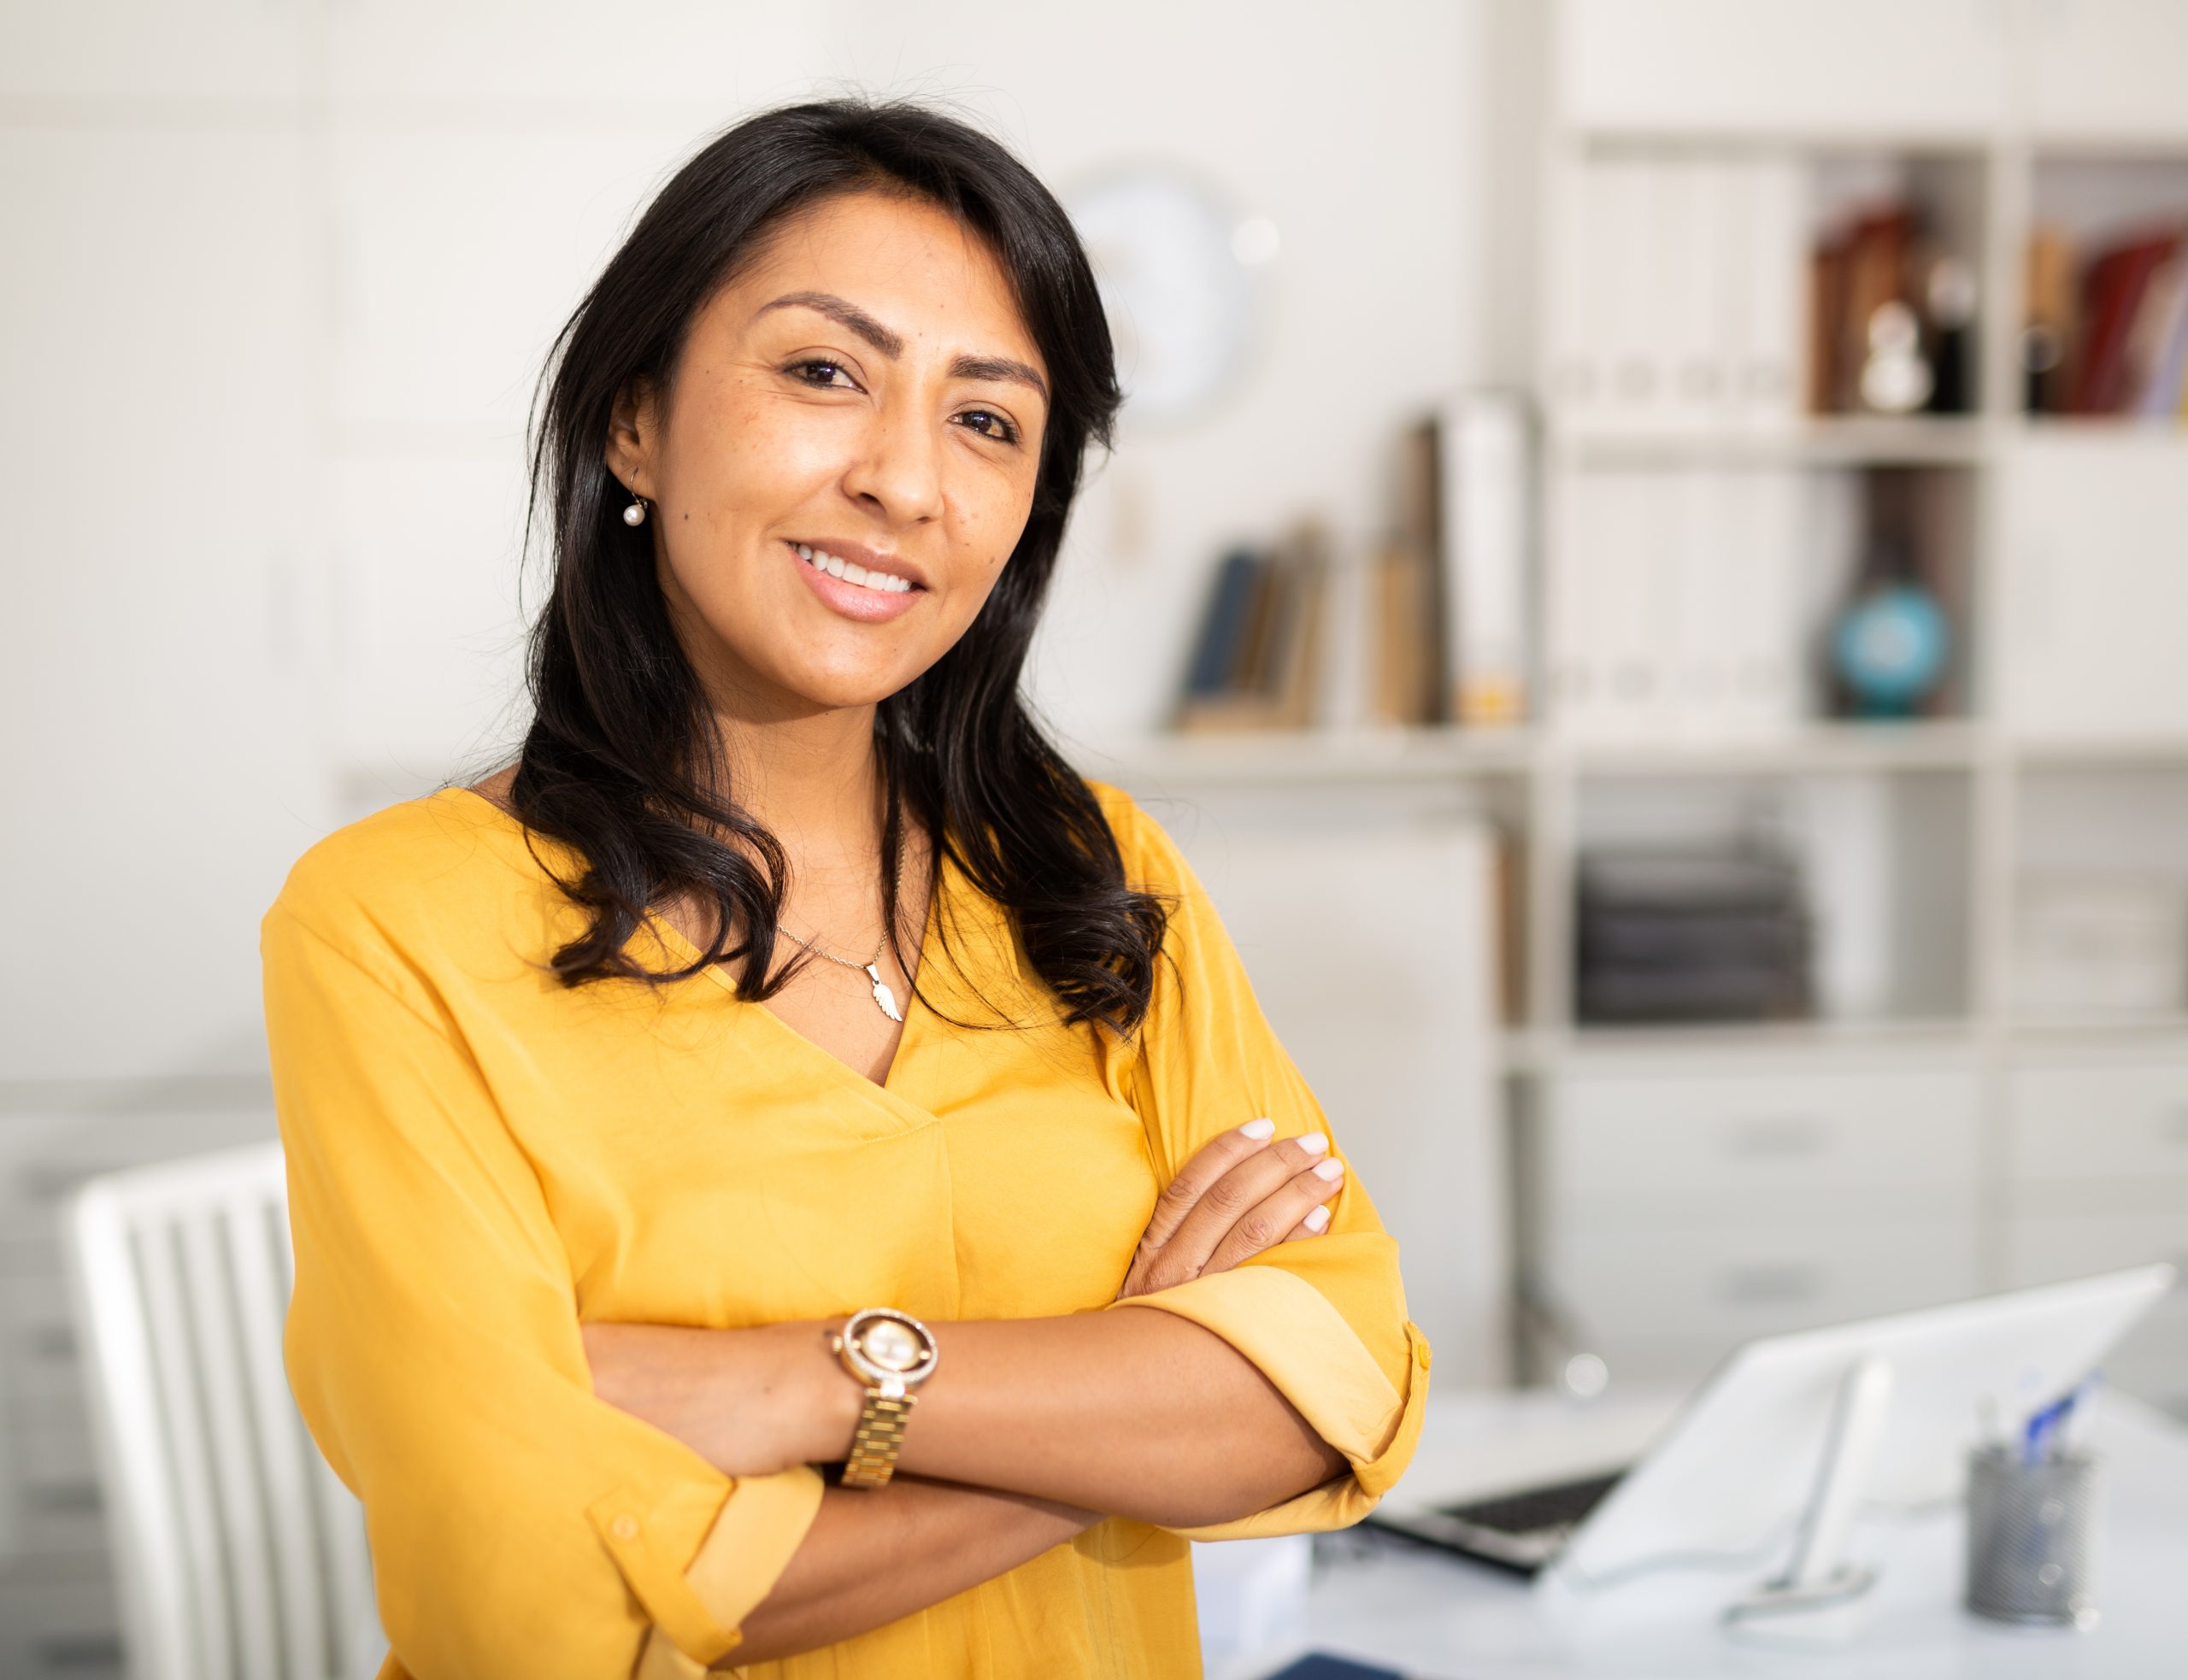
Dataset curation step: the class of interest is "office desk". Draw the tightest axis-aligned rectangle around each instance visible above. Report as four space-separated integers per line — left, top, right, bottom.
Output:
1235 1390 2188 1680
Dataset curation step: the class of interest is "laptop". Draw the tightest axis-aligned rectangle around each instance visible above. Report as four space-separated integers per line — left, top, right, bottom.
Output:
1366 1265 2174 1582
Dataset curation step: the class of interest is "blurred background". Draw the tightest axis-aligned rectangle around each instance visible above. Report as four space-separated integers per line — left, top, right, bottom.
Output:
7 0 2188 1673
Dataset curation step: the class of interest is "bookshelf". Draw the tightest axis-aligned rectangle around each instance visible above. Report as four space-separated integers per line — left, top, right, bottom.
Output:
1097 0 2188 1416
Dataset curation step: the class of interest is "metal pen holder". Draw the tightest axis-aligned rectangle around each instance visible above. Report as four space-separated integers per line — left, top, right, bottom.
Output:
1963 1442 2100 1628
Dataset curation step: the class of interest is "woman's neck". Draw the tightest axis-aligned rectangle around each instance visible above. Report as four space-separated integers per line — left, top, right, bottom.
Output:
714 702 888 872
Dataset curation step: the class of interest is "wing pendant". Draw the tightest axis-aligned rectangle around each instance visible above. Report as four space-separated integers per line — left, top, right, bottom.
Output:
865 963 904 1023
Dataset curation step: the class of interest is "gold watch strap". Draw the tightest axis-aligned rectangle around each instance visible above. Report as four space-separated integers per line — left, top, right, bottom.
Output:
841 1389 917 1489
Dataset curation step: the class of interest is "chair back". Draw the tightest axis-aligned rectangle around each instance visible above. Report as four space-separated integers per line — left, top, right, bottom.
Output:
65 1142 381 1680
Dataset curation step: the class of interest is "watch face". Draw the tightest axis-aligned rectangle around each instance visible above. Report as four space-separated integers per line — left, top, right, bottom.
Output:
861 1317 924 1372
844 1308 938 1384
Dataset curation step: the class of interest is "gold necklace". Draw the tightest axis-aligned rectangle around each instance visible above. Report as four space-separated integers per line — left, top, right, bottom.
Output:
784 843 911 1023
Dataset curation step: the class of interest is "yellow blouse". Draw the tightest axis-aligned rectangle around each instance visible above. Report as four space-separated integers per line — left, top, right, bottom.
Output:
261 780 1430 1680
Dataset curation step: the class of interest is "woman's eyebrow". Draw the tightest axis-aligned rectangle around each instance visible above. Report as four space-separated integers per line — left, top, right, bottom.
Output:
758 290 903 355
756 290 1050 403
950 355 1050 403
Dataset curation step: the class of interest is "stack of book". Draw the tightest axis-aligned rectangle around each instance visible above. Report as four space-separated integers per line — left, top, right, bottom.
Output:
1173 524 1331 732
1575 849 1813 1025
2025 221 2188 419
1175 393 1534 734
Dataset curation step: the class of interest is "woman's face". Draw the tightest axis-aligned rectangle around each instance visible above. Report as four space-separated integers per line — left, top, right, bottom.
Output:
609 190 1051 720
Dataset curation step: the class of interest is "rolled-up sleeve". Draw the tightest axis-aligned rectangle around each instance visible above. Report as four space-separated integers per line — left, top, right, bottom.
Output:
262 904 820 1678
1093 786 1432 1540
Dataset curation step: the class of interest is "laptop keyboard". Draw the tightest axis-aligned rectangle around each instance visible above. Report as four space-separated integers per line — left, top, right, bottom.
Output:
1435 1470 1623 1536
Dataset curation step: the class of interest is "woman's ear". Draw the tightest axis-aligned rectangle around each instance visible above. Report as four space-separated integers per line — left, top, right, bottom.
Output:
605 376 660 496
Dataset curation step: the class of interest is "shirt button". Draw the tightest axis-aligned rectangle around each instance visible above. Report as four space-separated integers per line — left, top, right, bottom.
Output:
611 1515 640 1540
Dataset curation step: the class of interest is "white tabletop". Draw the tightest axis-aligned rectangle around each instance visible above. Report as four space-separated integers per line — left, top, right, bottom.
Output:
1233 1389 2188 1680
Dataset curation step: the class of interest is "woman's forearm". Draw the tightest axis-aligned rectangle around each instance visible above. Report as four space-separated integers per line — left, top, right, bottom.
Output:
723 1477 1096 1667
590 1305 1350 1530
873 1307 1345 1528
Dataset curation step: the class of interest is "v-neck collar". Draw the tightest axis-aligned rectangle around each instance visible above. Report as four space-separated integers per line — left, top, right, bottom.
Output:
644 860 942 1097
434 785 942 1098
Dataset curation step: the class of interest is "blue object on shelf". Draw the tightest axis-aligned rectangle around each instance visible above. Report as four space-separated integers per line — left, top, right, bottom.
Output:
1832 577 1949 718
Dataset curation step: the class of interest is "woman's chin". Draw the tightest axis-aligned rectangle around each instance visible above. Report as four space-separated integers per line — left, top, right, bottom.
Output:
773 663 923 716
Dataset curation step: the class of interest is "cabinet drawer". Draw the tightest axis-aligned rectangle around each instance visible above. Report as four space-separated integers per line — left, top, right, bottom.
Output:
1544 1217 1979 1343
2 1472 105 1560
2009 1062 2188 1184
1545 1066 1979 1219
0 1566 121 1680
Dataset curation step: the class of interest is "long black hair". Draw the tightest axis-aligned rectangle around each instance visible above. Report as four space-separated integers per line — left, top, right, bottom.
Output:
507 97 1167 1037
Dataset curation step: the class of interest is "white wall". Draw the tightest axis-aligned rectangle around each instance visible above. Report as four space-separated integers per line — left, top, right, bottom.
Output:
1 0 1517 1087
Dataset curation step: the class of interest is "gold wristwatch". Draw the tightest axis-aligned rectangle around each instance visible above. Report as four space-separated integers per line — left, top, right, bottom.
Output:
828 1307 940 1489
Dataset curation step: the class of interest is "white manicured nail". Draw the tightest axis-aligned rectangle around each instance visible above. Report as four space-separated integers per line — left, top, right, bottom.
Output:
1304 1206 1332 1233
1314 1157 1345 1182
1240 1117 1276 1141
1297 1132 1328 1155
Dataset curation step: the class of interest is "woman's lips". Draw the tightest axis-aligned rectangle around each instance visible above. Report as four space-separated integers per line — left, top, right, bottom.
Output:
786 540 926 623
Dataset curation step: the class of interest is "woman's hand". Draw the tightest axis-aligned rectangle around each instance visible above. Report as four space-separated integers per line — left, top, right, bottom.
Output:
581 1319 855 1478
1116 1119 1347 1300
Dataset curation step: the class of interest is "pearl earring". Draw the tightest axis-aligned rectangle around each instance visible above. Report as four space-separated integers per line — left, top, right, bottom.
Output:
621 490 649 527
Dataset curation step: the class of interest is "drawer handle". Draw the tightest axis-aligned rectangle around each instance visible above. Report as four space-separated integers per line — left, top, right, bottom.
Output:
1722 1116 1827 1160
1719 1264 1823 1307
27 1478 102 1514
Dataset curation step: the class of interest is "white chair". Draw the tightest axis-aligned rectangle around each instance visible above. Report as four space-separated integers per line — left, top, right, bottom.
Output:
64 1142 383 1680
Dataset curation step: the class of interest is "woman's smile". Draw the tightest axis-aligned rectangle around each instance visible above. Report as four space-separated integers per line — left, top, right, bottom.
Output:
786 537 928 622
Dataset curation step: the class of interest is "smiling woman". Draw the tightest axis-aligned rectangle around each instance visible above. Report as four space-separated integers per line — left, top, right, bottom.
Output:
260 98 1427 1680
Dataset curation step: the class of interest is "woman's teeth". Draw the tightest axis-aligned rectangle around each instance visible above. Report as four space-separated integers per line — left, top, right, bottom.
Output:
794 543 914 594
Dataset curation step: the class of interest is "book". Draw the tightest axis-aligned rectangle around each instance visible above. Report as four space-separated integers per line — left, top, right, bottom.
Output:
2128 247 2188 418
2069 229 2181 415
1179 549 1262 699
1808 237 1850 414
1368 542 1437 726
1434 392 1533 725
2024 226 2077 414
1724 156 1807 426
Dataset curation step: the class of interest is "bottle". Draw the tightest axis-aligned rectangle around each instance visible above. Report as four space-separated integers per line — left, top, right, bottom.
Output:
1830 536 1950 719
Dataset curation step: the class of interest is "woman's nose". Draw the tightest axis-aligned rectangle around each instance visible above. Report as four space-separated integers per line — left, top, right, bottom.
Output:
841 402 944 526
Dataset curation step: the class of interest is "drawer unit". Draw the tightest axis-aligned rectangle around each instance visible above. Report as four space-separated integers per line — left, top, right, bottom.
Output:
1544 1216 1980 1348
0 1559 121 1680
2008 1060 2188 1185
1544 1065 1980 1225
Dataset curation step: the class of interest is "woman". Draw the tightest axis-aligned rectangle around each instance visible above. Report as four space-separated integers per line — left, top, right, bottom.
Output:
262 97 1428 1679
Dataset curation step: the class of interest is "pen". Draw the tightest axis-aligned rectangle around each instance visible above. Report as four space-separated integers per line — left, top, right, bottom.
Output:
2021 1375 2097 1466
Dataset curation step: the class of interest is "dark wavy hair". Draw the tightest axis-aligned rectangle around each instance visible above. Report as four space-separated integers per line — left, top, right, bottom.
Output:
504 97 1167 1036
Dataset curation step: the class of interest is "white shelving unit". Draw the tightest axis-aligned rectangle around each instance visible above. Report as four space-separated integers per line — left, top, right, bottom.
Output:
1100 0 2188 1417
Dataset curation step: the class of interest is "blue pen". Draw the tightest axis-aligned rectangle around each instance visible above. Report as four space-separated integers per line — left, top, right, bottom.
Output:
2022 1377 2095 1466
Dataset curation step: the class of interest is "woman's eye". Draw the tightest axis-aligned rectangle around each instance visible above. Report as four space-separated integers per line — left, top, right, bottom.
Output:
957 408 1020 445
789 358 856 389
